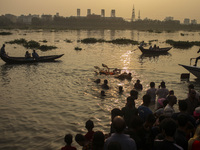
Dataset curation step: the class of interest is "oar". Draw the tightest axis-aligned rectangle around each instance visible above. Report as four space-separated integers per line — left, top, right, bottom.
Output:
94 66 101 71
131 47 138 52
102 63 109 68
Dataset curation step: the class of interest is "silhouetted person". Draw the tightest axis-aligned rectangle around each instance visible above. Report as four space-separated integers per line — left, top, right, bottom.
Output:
92 131 105 150
194 49 200 66
119 86 123 94
154 118 183 150
134 79 143 90
75 134 92 150
85 119 95 141
32 50 39 59
61 134 77 150
0 44 6 55
101 79 109 89
104 116 137 150
146 82 157 103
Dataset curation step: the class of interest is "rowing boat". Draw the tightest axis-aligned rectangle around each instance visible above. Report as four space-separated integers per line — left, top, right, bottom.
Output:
138 46 172 54
0 54 64 64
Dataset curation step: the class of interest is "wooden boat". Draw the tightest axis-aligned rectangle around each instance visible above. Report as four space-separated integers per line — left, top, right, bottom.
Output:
179 64 200 78
0 54 64 64
138 46 172 54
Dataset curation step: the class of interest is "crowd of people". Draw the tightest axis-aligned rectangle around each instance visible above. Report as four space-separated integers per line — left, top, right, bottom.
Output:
60 79 200 150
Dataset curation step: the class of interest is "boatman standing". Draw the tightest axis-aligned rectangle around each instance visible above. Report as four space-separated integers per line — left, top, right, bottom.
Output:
0 44 6 55
194 48 200 66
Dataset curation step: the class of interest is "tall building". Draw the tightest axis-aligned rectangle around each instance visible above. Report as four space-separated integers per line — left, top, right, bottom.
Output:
87 9 91 16
101 9 105 17
184 18 190 25
77 9 80 17
191 19 197 24
111 9 115 17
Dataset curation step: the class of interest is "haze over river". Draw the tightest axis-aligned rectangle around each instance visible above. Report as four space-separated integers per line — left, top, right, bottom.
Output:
0 29 200 150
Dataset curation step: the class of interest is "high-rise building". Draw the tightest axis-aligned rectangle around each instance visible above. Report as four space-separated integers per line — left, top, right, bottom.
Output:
77 9 80 17
101 9 105 17
87 9 91 16
111 9 115 17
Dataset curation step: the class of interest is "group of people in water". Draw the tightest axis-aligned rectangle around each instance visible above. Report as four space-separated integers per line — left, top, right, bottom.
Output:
60 78 200 150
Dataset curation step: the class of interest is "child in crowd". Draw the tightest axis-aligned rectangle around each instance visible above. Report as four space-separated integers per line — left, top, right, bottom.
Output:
61 134 77 150
85 119 95 141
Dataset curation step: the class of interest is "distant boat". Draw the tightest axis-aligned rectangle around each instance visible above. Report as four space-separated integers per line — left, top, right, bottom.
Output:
179 64 200 78
0 54 64 64
138 46 172 54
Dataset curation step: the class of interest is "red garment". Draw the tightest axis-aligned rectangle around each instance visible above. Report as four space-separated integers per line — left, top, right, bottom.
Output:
61 145 77 150
192 140 200 150
85 131 95 141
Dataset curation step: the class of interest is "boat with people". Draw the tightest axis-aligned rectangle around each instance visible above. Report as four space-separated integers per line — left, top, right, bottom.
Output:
0 53 64 64
94 64 121 75
138 46 172 54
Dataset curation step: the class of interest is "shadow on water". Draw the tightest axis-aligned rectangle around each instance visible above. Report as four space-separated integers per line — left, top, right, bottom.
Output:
139 52 171 59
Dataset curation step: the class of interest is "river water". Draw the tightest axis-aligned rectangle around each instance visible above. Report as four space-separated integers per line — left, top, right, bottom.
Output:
0 29 200 150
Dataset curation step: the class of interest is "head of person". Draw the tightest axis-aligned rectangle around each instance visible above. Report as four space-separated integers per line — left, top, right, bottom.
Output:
188 84 194 90
95 79 101 84
119 86 123 92
111 108 122 122
130 90 138 99
160 118 177 137
126 96 135 107
160 81 166 88
150 82 155 88
113 116 126 133
168 90 174 96
178 100 187 112
64 134 73 145
136 79 140 84
2 44 5 47
85 119 94 131
101 90 106 96
92 131 105 150
75 134 85 146
142 94 151 106
168 95 177 106
189 89 196 99
104 79 108 85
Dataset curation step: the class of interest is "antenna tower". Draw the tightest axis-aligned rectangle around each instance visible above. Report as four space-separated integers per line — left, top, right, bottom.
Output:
131 5 135 22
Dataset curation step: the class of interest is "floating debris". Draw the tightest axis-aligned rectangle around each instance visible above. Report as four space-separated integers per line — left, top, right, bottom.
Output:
74 47 82 50
6 38 57 51
0 32 12 35
166 39 200 49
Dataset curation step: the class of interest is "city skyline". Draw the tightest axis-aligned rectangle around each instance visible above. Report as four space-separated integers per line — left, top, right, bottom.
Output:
0 0 200 22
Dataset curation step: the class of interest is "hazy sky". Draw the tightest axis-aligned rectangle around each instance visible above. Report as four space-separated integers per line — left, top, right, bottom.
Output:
0 0 200 22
